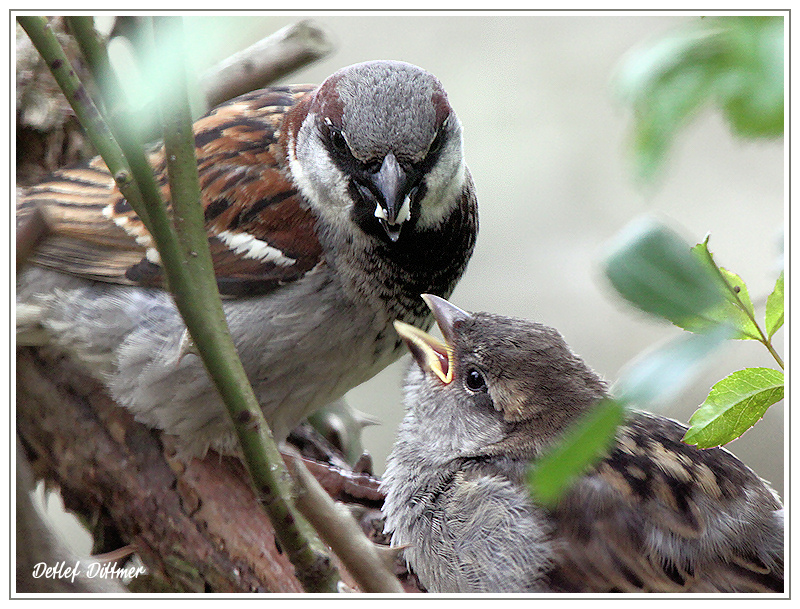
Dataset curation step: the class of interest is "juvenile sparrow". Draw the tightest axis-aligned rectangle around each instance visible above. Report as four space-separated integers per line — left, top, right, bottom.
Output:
383 295 783 593
17 61 478 455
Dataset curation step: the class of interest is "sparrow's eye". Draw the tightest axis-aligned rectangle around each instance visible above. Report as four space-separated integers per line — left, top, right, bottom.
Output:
427 128 446 157
329 127 349 155
464 367 487 392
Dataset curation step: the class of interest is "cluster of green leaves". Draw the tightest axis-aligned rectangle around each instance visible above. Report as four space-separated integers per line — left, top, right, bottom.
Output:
530 217 784 507
609 15 785 448
605 219 784 449
529 15 784 507
616 15 784 181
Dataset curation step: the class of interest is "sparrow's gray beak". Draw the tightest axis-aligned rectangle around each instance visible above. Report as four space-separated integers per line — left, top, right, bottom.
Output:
392 295 472 385
370 152 412 242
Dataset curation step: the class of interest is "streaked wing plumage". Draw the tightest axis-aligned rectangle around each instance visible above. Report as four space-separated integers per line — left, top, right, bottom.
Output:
19 85 323 296
547 414 783 592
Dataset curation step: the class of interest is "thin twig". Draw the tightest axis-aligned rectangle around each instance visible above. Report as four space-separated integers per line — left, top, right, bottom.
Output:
288 450 405 593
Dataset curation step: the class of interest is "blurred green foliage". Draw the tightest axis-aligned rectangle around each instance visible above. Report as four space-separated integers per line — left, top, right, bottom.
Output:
603 218 725 326
603 221 784 447
616 16 784 181
529 15 784 506
528 399 625 508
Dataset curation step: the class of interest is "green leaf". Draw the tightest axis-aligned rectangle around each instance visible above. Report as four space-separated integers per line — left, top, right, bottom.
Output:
716 16 784 139
616 16 784 181
613 324 731 408
528 398 626 507
685 238 761 339
765 271 784 338
683 367 784 448
603 217 725 327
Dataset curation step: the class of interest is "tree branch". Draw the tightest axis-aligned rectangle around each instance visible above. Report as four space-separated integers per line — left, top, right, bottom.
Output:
199 20 334 109
288 451 405 593
17 348 422 592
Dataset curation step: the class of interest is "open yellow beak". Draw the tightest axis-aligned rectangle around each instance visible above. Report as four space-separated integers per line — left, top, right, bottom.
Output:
393 320 454 384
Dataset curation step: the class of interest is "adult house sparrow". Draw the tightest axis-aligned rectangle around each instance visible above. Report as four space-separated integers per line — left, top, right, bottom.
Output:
382 295 783 593
17 60 478 455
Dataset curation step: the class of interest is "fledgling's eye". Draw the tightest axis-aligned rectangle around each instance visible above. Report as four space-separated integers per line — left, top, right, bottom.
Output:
464 367 487 392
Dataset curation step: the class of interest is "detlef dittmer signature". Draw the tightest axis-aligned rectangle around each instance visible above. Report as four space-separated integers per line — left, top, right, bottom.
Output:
31 560 146 584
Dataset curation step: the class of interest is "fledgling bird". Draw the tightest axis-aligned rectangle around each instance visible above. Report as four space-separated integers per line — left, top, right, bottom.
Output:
16 60 478 455
382 295 783 593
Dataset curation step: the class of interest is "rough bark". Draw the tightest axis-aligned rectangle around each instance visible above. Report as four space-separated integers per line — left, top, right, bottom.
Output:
16 347 422 593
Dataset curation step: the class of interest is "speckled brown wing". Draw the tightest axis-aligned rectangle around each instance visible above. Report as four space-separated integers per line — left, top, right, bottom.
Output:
546 412 784 593
18 85 323 296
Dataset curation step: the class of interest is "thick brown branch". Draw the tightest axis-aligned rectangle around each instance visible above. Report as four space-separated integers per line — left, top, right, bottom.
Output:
17 347 300 592
16 348 422 593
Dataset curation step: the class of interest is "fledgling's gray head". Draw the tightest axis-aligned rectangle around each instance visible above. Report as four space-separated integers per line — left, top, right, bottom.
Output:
393 295 608 463
285 61 467 243
384 298 785 593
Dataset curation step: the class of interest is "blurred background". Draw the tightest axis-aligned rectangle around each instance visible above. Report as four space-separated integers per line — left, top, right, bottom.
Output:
251 14 783 491
32 13 786 551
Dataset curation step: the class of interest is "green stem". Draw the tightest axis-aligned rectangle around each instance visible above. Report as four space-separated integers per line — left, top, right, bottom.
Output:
21 15 340 592
68 16 161 236
698 237 784 370
149 16 339 593
65 16 128 120
710 262 784 370
763 340 784 371
17 15 153 231
65 17 114 86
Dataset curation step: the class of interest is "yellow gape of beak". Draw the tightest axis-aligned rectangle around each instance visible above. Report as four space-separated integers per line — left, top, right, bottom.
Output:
393 320 454 384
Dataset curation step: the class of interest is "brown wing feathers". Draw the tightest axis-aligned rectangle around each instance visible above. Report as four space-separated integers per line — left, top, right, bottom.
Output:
19 85 323 296
548 414 783 592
